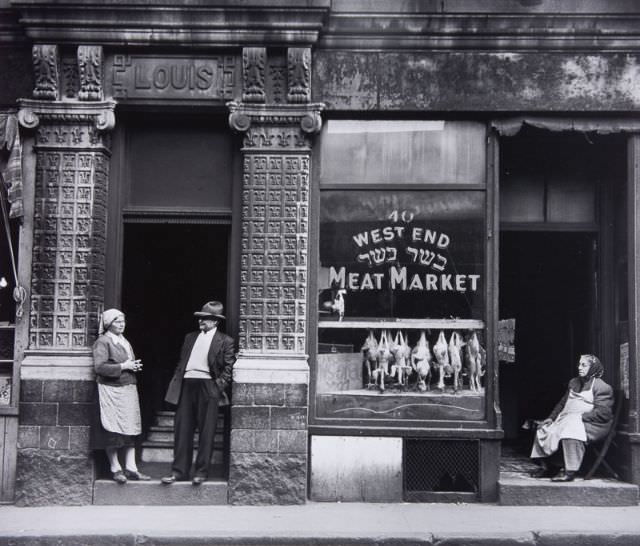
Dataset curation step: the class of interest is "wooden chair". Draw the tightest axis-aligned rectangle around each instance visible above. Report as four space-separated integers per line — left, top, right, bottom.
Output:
584 390 622 480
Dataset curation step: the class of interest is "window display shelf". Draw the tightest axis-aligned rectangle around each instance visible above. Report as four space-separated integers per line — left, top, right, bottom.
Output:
318 318 484 330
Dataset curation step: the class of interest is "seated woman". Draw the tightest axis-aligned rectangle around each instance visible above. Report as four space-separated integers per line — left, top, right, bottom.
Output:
530 354 614 482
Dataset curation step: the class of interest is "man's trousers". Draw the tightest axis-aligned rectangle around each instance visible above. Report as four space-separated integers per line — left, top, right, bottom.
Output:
172 378 220 479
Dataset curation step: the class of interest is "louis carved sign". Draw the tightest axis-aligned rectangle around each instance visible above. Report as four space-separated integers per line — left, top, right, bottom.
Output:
110 55 239 100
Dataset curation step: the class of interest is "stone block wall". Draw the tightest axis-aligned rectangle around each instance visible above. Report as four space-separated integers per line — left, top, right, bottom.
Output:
16 378 95 505
228 382 308 504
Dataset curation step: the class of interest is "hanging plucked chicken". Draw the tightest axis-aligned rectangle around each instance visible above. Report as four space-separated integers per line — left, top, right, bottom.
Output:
391 331 412 390
464 330 485 392
372 330 393 393
361 330 378 388
448 331 464 393
411 330 432 392
432 330 450 391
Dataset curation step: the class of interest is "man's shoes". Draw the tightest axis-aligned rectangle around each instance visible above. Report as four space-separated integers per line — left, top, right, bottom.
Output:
192 476 207 486
124 469 151 481
112 470 127 484
161 474 180 485
551 470 576 482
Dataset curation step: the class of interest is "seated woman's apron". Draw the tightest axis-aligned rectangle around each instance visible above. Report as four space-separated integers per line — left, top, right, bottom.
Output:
531 383 594 458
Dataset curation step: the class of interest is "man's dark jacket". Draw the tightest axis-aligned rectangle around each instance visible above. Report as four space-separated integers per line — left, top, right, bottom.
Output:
164 330 235 406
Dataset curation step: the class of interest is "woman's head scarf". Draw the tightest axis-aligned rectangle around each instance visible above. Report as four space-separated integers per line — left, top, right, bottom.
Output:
98 308 124 335
581 354 604 382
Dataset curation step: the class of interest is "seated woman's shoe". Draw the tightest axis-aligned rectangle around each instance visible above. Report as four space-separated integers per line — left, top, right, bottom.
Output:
551 470 576 482
112 470 127 484
124 469 151 481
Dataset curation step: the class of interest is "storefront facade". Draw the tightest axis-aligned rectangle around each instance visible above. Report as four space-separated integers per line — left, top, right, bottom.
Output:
0 0 640 505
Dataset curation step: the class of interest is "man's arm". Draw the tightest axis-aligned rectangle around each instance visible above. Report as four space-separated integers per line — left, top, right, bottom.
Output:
216 336 236 391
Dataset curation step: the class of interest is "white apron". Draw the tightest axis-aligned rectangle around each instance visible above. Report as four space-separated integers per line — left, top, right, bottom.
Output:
98 383 142 436
531 382 594 458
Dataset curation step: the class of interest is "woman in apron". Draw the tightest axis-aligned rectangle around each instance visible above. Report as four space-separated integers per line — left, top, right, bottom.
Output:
90 309 150 483
530 354 614 482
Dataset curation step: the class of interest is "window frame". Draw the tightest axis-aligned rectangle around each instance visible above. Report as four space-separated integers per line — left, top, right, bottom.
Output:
308 120 499 435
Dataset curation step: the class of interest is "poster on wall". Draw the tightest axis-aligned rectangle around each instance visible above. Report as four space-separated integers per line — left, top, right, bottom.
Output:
498 319 516 363
620 342 629 400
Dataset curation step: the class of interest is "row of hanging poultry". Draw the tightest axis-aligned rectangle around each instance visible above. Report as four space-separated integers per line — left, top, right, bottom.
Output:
360 329 486 394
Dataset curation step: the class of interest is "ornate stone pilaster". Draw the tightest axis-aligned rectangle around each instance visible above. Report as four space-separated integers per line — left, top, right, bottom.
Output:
227 100 323 505
18 100 115 350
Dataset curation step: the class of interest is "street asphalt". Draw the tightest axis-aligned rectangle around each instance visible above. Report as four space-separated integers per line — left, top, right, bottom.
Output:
1 502 640 545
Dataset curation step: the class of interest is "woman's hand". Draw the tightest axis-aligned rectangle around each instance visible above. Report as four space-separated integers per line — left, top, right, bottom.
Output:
121 359 143 372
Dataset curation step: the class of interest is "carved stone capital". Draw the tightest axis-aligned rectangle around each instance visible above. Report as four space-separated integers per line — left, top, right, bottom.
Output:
32 44 60 100
77 45 104 101
228 101 324 150
18 99 116 131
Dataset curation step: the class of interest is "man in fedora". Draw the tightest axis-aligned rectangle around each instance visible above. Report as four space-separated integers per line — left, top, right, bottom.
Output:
161 301 235 485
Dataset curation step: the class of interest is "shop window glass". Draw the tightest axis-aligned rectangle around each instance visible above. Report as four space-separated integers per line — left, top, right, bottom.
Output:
546 175 595 223
315 120 488 425
319 190 485 321
500 174 544 223
319 121 486 186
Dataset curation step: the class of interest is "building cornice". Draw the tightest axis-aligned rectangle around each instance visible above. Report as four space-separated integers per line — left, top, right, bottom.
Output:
9 1 331 47
0 7 27 44
320 12 640 52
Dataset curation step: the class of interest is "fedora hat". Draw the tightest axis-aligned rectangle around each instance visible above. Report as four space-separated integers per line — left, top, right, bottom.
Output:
194 301 226 320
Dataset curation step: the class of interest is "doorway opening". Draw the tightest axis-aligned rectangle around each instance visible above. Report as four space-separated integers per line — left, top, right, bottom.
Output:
120 222 230 474
499 230 596 453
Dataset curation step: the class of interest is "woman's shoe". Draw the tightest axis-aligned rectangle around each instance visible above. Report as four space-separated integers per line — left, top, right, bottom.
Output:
124 469 151 481
112 470 127 484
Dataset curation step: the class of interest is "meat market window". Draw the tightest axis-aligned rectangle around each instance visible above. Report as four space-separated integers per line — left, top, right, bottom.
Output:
314 120 489 425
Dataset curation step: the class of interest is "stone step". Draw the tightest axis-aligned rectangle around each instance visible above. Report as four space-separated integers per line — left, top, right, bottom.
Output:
154 411 225 429
145 427 223 444
94 479 228 505
499 471 639 506
94 461 227 505
141 445 224 464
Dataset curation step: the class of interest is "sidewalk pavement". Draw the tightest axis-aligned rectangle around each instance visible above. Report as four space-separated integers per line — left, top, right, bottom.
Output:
2 502 640 546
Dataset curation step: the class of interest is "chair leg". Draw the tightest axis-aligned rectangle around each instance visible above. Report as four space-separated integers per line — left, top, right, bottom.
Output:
600 458 620 480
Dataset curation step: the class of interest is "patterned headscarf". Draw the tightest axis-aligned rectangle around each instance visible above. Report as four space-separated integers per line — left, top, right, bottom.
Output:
98 308 124 335
581 354 604 382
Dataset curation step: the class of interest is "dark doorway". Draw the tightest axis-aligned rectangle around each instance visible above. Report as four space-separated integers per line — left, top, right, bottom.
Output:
121 223 230 431
499 231 596 446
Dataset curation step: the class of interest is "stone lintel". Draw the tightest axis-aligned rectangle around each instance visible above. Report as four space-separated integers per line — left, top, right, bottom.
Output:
17 99 116 131
21 350 94 380
233 354 309 384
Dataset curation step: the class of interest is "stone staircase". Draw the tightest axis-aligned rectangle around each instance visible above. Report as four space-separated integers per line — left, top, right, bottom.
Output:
93 410 229 505
498 447 639 506
140 410 226 466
